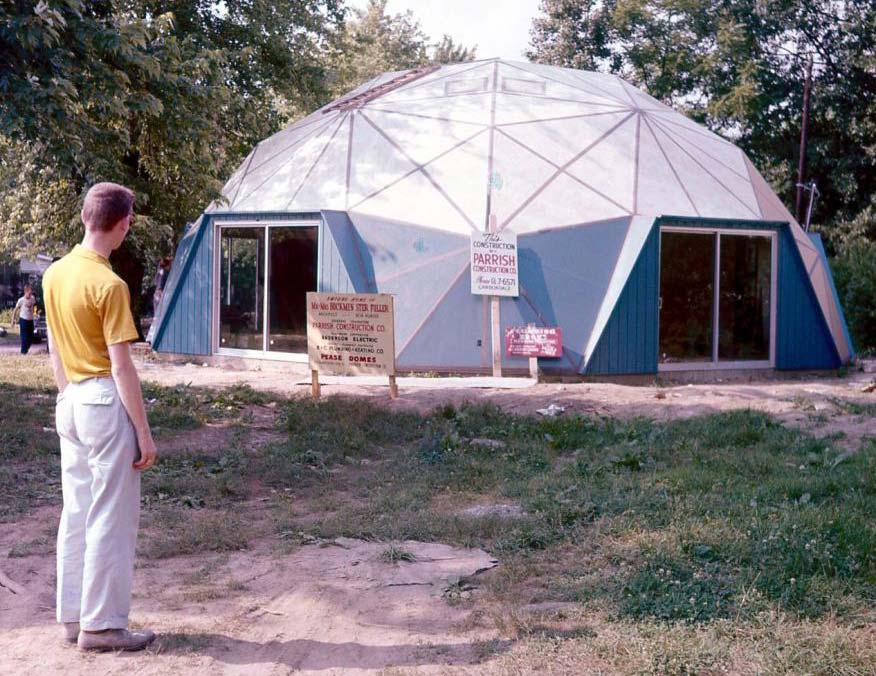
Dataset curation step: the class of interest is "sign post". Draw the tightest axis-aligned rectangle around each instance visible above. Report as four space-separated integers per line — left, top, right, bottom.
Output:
306 292 397 399
470 218 518 376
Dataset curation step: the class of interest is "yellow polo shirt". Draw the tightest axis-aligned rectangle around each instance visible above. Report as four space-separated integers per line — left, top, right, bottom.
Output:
43 244 139 383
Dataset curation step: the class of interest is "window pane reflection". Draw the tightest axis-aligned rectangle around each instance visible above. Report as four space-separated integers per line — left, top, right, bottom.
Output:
659 231 715 363
219 228 264 350
718 235 771 361
268 227 318 353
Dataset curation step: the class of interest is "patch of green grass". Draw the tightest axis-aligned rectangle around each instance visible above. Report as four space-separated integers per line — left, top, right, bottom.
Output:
272 403 876 624
829 397 876 416
143 382 276 435
142 448 248 509
0 353 55 390
140 508 250 559
8 535 53 558
0 376 62 520
380 545 417 564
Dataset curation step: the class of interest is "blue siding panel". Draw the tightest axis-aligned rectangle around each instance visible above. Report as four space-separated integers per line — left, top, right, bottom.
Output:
775 226 840 369
585 222 660 375
151 217 210 355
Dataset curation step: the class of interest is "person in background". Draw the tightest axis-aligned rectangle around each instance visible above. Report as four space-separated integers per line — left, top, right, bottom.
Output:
43 182 158 652
10 283 37 354
152 257 171 316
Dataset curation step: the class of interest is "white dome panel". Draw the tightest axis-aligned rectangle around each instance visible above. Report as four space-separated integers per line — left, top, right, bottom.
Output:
635 118 698 217
363 109 489 166
347 111 420 207
648 120 758 219
505 171 630 234
287 116 351 211
353 169 476 236
489 130 559 230
366 92 494 126
499 109 634 170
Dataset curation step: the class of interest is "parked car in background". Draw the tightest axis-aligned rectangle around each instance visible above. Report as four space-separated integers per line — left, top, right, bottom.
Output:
33 313 47 342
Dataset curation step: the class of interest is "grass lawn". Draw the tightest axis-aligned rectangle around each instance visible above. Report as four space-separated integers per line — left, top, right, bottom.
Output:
2 354 876 674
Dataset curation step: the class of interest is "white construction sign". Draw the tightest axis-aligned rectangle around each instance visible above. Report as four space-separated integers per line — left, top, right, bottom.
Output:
470 231 519 297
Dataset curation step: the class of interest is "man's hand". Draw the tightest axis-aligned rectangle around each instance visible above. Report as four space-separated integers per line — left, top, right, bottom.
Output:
108 342 156 471
134 432 157 470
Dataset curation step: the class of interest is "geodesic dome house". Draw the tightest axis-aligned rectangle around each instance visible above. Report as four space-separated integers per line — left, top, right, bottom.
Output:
149 58 853 375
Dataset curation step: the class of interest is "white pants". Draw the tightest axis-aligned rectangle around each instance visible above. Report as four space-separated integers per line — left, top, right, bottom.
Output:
55 377 141 630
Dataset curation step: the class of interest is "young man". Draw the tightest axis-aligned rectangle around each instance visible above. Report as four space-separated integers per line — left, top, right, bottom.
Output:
10 283 37 354
43 182 158 651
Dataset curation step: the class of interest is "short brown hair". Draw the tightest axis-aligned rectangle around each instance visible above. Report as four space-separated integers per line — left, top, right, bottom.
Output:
81 182 135 232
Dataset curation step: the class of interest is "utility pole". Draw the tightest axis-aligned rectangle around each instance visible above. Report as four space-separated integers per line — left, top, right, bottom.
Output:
795 56 814 224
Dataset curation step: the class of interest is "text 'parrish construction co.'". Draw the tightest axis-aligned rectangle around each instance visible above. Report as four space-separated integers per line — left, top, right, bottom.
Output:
470 231 518 297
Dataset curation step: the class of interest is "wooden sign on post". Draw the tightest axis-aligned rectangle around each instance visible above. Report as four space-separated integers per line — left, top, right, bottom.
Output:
306 292 397 399
505 325 563 379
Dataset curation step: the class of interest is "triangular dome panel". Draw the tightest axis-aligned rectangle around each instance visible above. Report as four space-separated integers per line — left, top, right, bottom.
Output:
496 62 632 108
422 132 490 229
489 130 562 230
347 112 420 208
365 93 494 126
635 118 698 217
362 109 488 167
287 116 350 211
493 93 621 126
397 269 488 369
506 171 630 234
649 114 747 175
232 116 348 211
648 120 759 219
649 117 757 212
498 109 635 167
353 167 475 235
564 115 638 212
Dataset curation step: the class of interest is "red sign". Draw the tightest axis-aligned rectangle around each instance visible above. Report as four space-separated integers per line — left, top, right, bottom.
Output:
505 326 563 358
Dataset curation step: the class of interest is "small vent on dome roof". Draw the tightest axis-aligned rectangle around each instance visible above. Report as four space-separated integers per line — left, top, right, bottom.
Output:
444 77 489 95
502 77 547 95
322 65 441 113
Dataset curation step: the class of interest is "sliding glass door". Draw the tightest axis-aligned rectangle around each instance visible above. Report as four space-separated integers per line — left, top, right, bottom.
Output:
218 223 319 357
659 228 776 369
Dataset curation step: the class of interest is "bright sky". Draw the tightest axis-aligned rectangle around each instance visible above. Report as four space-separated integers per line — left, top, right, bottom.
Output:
347 0 543 61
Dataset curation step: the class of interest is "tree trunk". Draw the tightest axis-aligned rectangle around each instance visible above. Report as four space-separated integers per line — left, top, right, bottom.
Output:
110 241 146 342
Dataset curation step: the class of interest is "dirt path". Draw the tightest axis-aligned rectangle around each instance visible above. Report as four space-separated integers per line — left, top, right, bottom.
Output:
0 504 501 675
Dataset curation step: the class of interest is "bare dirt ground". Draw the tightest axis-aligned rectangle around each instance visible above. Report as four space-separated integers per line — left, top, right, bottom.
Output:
1 510 502 675
2 352 875 675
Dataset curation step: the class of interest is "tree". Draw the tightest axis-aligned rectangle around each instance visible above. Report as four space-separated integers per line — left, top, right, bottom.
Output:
432 35 477 64
0 0 344 326
327 0 475 97
527 0 876 244
0 1 345 249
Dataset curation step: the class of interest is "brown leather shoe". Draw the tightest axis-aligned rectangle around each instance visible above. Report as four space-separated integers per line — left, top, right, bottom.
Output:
63 622 80 644
77 628 156 652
